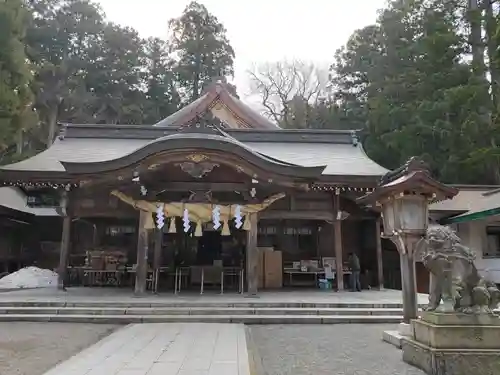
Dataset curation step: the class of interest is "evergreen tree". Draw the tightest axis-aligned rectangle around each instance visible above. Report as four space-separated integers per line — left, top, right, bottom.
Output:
331 0 493 183
26 0 104 145
85 23 146 124
143 37 180 124
169 1 235 102
0 0 34 155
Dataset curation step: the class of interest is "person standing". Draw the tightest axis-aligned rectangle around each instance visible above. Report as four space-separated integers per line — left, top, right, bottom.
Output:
348 252 361 292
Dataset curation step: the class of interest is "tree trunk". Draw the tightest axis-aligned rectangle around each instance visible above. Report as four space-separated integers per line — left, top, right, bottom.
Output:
193 64 200 100
485 0 500 108
46 107 58 147
16 130 23 155
468 0 486 78
482 0 500 184
192 30 202 101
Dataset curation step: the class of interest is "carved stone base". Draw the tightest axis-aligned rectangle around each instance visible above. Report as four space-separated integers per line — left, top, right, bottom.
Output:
421 311 500 326
402 312 500 374
413 319 500 350
402 338 500 375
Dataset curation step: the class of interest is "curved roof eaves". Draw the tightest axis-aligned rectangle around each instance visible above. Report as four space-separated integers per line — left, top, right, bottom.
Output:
60 133 326 177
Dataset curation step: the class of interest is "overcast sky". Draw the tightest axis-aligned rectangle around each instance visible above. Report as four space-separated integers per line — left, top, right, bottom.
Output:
96 0 386 97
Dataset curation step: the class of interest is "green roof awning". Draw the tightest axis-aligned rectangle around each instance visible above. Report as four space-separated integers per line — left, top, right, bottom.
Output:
445 207 500 224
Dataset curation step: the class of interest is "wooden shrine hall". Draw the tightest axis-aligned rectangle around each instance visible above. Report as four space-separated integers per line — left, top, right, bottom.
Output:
0 82 394 294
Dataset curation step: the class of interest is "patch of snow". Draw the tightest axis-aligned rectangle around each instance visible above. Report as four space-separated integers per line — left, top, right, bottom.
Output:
0 267 58 289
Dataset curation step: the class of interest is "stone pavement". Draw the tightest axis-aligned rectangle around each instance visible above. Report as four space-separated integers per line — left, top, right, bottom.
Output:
249 324 425 375
43 323 250 375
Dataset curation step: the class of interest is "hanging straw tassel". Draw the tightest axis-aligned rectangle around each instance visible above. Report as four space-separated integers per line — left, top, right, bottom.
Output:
242 215 251 231
195 221 203 237
168 217 177 233
221 220 230 236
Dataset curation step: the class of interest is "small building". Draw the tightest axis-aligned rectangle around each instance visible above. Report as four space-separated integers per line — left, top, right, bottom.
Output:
431 186 500 283
0 187 60 274
0 82 392 292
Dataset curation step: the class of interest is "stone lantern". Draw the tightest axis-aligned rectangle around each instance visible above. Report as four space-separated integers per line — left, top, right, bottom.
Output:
358 157 458 325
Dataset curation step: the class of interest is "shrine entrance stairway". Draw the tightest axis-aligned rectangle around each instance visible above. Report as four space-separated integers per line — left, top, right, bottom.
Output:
0 288 432 324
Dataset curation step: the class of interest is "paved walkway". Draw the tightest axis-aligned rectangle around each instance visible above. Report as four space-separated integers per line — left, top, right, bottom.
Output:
43 323 250 375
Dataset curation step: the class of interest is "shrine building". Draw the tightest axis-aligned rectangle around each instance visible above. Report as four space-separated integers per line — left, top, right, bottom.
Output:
0 82 397 294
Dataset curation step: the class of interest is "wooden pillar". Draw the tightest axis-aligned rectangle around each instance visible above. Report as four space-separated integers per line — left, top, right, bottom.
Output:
334 220 344 290
375 217 384 289
57 190 71 290
135 210 149 295
246 213 258 296
333 191 344 290
153 228 163 271
153 228 163 292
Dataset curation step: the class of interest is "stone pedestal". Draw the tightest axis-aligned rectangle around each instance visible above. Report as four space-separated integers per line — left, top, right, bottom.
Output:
402 312 500 375
398 322 412 336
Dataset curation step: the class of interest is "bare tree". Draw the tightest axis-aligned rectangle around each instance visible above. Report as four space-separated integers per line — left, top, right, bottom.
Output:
247 60 329 127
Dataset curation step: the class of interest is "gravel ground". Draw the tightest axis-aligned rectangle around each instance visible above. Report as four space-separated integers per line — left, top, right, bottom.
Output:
249 325 426 375
0 323 118 375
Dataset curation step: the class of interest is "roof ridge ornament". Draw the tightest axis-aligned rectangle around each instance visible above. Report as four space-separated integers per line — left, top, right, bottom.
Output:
203 76 233 96
379 156 430 186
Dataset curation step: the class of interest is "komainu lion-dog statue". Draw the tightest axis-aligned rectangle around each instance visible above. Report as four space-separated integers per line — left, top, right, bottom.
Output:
416 224 500 314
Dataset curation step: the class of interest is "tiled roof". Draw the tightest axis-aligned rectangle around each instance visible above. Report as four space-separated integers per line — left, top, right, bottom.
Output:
429 187 493 213
1 138 146 172
445 188 500 221
0 137 388 177
427 185 500 223
0 187 59 216
245 142 388 176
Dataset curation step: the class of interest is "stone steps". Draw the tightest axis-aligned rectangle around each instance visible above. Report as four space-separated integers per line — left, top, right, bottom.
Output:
0 305 407 324
0 306 405 316
0 313 404 324
0 301 424 308
0 299 425 323
383 330 404 348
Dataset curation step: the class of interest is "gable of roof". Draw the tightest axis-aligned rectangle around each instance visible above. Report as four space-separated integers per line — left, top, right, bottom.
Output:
154 81 280 130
